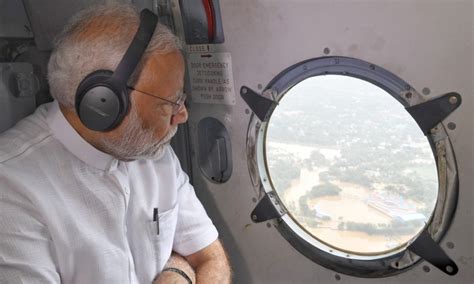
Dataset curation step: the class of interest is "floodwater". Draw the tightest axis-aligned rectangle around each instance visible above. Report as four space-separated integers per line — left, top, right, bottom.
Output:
281 172 418 254
268 141 424 254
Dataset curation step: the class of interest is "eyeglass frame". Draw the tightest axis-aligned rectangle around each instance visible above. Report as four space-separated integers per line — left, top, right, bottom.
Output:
126 85 187 115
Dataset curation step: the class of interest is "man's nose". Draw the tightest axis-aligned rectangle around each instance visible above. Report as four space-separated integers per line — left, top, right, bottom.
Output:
171 106 188 125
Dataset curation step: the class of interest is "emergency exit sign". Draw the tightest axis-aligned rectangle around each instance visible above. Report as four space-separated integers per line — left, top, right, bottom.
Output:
187 52 236 105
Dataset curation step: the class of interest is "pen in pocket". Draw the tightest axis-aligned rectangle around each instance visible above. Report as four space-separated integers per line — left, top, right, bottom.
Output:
153 208 159 235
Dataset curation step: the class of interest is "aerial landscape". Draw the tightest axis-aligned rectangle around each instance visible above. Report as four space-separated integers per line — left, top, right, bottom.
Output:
265 75 438 254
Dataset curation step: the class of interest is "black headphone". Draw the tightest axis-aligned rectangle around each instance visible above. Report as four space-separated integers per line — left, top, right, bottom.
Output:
75 9 158 131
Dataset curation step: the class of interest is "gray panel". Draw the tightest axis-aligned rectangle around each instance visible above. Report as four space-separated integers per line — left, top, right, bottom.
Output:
132 0 153 11
182 0 473 283
22 0 131 51
197 117 232 183
0 63 37 133
0 0 33 38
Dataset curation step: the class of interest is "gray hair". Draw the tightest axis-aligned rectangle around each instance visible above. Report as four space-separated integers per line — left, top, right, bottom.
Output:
48 3 182 108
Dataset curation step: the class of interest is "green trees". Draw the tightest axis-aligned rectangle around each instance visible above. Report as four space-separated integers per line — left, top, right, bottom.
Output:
309 150 329 167
308 183 342 198
299 195 312 216
269 154 300 194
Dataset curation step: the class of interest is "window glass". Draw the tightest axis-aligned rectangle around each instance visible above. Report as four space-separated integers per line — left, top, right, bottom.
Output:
265 75 438 255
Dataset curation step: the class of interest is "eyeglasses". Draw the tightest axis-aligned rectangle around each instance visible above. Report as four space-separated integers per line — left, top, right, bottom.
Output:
126 86 187 115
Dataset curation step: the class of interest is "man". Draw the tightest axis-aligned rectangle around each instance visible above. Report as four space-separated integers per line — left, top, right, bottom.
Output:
0 3 231 283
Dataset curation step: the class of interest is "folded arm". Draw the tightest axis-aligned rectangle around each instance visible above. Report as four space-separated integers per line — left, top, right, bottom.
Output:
185 239 231 284
154 240 230 284
154 253 196 284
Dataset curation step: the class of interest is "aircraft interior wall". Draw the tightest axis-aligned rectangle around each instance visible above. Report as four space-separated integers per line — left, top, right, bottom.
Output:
0 0 472 283
179 1 473 283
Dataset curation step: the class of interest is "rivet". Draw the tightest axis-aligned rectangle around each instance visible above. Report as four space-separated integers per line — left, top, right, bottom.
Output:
422 87 431 95
449 96 458 104
242 87 247 94
245 109 250 114
447 122 456 130
251 214 257 221
446 241 455 249
323 47 330 55
257 84 263 90
423 265 430 273
405 92 412 99
335 274 341 281
266 222 271 228
446 265 454 273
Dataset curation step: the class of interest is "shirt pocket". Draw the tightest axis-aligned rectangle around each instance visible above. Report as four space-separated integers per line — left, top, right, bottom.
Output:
147 203 179 272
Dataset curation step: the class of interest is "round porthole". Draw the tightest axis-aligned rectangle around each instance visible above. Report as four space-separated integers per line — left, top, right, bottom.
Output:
245 57 459 277
266 74 438 256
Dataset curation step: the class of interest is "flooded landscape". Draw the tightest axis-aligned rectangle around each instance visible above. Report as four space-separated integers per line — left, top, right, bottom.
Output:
268 142 424 254
264 75 438 255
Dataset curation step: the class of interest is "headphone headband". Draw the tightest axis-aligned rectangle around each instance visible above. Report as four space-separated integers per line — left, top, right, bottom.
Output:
112 9 158 83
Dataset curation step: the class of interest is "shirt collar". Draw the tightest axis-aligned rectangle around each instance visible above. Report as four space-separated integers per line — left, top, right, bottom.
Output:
46 100 118 171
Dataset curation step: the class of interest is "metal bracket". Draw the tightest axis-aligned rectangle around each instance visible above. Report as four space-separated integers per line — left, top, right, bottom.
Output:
406 92 462 135
240 86 277 121
251 192 285 223
407 229 458 275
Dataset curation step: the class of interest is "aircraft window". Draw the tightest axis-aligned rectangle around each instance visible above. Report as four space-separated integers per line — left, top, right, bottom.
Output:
265 75 438 255
242 56 460 277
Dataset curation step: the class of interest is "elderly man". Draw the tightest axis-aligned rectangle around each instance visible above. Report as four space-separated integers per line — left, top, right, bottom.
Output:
0 3 230 284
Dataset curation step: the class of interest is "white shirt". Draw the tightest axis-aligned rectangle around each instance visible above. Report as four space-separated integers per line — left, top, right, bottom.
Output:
0 101 218 283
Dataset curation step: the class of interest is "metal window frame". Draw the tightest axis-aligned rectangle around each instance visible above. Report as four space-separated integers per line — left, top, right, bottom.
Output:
242 56 460 277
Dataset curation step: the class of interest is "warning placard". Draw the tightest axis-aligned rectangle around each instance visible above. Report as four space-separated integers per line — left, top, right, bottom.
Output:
187 52 236 105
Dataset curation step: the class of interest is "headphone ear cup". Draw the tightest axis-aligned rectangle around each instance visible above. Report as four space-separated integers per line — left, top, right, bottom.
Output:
75 70 129 131
73 9 157 132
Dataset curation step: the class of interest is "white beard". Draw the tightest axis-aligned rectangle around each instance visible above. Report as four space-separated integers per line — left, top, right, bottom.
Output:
97 106 177 161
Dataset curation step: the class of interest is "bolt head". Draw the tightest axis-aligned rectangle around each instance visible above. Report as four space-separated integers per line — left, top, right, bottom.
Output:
449 96 458 105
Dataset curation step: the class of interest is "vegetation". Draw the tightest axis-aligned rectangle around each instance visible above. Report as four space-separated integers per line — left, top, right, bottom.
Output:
299 195 312 216
269 154 300 195
308 183 342 198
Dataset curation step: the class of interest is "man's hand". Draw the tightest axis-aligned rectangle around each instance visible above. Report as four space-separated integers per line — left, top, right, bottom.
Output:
185 240 231 284
154 253 196 284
